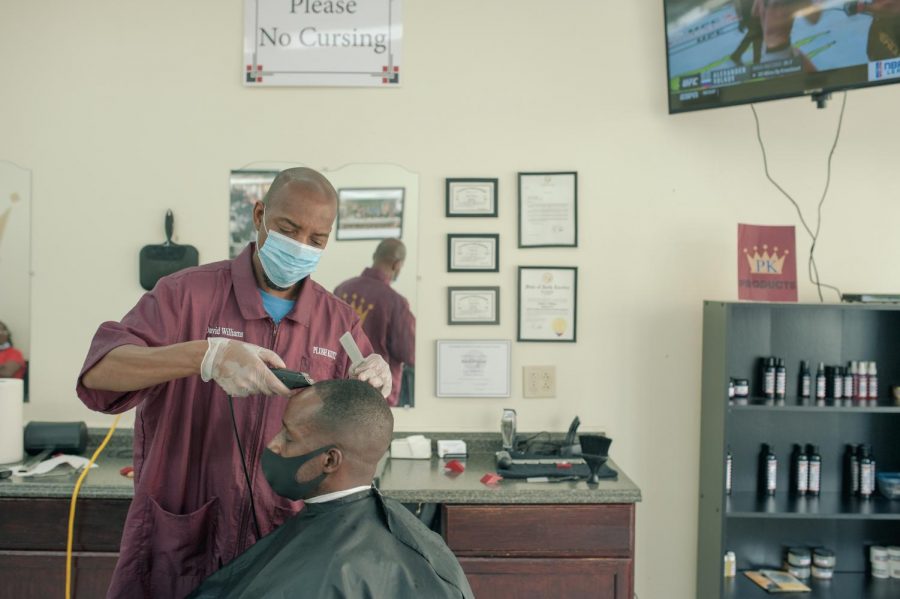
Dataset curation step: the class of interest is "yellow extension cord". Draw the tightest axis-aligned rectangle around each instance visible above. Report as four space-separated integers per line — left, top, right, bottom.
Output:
65 415 121 599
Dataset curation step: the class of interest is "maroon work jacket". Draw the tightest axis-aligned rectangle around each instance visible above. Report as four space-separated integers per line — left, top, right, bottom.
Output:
334 267 415 406
76 244 373 599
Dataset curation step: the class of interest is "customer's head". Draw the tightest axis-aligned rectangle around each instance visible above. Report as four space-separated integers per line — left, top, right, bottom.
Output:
264 379 393 500
0 321 11 347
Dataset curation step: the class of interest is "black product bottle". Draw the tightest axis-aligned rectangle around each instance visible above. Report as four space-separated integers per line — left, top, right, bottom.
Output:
791 444 809 496
832 366 843 402
815 362 827 403
806 444 821 496
759 443 777 496
799 360 811 401
844 444 860 497
764 358 776 400
725 447 733 496
775 358 786 400
859 444 876 499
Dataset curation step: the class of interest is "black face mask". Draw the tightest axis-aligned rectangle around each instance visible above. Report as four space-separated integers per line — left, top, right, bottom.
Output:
261 445 336 501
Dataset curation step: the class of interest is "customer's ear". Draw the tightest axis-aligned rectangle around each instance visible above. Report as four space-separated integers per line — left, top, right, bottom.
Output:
322 448 343 473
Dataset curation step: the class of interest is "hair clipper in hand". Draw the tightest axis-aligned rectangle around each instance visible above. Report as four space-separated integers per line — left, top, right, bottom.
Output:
269 368 313 390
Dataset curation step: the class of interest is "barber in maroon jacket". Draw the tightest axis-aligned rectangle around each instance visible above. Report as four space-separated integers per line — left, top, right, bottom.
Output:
76 167 391 599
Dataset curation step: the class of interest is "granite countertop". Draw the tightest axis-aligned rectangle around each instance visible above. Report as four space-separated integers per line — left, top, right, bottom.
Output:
0 431 642 504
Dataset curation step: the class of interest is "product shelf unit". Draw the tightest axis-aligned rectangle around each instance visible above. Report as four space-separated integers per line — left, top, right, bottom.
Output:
698 302 900 599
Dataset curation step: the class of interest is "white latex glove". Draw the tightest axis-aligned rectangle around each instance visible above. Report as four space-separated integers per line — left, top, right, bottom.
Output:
200 337 291 397
350 354 392 399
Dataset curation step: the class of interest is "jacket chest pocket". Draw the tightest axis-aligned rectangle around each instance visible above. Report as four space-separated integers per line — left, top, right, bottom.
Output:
301 355 344 383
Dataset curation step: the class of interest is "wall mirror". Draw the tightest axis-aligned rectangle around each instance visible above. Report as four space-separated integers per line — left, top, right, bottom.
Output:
0 162 32 395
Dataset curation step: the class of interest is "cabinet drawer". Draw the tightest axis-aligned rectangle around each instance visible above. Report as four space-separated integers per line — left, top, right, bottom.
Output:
443 504 634 557
0 498 130 552
0 551 118 599
458 557 631 599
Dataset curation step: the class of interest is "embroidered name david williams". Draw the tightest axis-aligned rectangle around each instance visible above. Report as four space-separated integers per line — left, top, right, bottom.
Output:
207 326 244 339
313 346 337 360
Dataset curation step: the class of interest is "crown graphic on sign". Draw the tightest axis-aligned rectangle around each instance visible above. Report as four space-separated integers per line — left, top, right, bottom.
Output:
340 292 375 325
744 244 788 275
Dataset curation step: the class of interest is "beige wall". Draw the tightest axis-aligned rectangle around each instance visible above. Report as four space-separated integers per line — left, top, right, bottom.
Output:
3 2 900 597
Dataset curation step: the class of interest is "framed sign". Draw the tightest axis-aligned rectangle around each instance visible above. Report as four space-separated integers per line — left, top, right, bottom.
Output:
448 287 500 325
336 188 404 241
436 340 511 398
447 234 499 272
518 266 577 342
445 178 498 217
243 0 403 87
518 172 578 248
229 170 278 258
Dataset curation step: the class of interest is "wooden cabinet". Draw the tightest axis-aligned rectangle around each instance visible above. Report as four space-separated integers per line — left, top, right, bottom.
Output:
0 496 637 598
0 497 130 599
443 504 635 599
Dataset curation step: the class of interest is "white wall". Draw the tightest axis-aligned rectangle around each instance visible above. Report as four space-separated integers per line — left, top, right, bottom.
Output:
3 2 900 597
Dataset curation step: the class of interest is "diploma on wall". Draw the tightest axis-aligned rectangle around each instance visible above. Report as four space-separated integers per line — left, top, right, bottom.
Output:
517 267 577 342
435 340 511 397
518 172 577 248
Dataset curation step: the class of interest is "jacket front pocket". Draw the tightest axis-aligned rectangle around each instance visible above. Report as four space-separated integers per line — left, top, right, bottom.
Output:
146 496 219 599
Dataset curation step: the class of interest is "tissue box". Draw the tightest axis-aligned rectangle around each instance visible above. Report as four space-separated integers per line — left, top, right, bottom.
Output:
390 435 432 460
437 439 467 458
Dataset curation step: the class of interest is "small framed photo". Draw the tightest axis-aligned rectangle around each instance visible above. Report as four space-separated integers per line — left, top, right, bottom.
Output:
436 340 511 398
518 266 578 342
446 178 498 217
518 172 578 248
448 287 500 325
336 187 404 241
447 234 499 273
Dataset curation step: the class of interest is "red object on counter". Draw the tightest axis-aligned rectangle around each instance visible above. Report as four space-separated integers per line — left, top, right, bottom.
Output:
119 466 134 479
480 473 503 485
444 460 465 473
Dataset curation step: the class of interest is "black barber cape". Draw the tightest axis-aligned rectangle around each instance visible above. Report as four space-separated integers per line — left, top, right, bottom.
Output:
188 488 474 599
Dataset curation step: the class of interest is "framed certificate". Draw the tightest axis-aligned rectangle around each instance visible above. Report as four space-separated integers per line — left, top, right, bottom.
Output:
448 287 500 325
446 178 498 217
447 234 499 272
517 266 577 342
436 340 511 397
518 172 578 248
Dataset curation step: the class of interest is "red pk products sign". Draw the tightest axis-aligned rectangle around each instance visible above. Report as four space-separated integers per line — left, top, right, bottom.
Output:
737 224 798 302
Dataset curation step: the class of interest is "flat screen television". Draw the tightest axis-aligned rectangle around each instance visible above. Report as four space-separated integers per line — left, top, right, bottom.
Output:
665 0 900 113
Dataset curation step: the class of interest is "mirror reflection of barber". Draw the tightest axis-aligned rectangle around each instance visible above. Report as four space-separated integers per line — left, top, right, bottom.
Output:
335 239 415 407
77 167 392 599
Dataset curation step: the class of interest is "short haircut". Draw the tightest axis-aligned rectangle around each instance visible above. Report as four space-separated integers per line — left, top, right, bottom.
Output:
262 167 337 207
373 238 405 264
311 379 394 455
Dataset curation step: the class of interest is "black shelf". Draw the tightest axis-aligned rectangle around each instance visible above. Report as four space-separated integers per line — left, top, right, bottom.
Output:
729 399 900 414
726 492 900 520
698 302 900 599
725 572 900 599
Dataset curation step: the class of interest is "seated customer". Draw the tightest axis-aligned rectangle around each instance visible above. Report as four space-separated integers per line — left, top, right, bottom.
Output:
0 321 25 379
189 379 473 599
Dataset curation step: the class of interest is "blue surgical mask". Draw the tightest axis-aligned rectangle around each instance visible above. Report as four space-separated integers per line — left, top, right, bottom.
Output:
256 208 323 289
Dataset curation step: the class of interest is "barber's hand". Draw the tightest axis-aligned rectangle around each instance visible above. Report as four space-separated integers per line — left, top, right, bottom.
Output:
200 337 291 397
350 354 392 399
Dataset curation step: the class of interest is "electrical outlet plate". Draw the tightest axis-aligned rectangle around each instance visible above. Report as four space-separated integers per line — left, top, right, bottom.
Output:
523 365 556 398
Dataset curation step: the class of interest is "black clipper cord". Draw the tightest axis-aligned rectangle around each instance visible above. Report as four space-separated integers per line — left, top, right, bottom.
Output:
227 395 262 540
226 368 313 542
